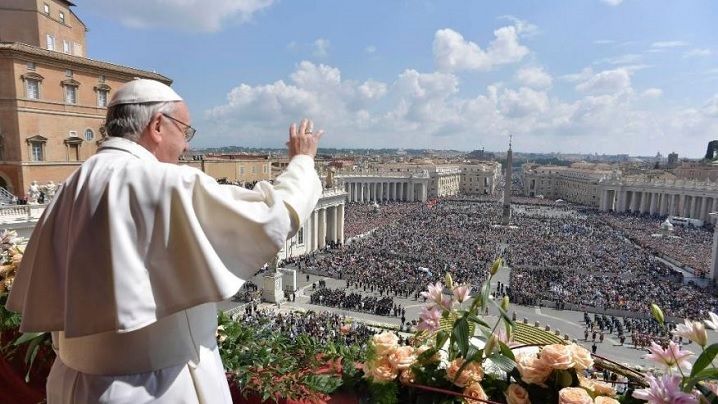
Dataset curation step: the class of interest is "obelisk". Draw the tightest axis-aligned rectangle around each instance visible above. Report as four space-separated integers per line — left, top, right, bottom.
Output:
502 136 513 225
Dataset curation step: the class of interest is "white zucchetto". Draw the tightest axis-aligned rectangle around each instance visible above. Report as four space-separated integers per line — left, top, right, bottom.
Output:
108 78 183 107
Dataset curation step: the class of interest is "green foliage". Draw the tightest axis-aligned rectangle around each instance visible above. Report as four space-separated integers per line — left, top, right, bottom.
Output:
216 311 367 401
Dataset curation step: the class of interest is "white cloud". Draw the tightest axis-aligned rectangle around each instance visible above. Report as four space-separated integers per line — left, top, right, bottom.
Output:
202 60 718 156
498 87 549 118
365 45 377 54
641 88 663 98
601 0 624 5
575 68 632 95
595 54 642 66
684 48 711 58
313 38 331 57
432 26 529 72
515 66 553 88
651 41 689 49
703 96 718 117
86 0 278 32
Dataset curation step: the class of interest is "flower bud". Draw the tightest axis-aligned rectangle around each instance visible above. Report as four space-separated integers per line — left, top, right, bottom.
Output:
489 258 502 276
500 296 510 312
650 303 664 325
445 273 453 290
484 334 497 355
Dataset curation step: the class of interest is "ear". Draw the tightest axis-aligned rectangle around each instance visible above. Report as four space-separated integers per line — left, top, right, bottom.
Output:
146 112 164 144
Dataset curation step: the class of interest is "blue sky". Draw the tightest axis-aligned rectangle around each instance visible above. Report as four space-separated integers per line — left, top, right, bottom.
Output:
73 0 718 157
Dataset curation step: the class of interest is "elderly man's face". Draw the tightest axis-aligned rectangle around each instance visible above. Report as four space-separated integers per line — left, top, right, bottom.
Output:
155 102 191 163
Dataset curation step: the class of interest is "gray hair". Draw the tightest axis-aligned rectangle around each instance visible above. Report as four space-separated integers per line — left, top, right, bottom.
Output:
103 102 178 142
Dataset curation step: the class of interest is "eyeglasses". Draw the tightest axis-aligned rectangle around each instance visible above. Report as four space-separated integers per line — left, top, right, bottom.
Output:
161 113 196 142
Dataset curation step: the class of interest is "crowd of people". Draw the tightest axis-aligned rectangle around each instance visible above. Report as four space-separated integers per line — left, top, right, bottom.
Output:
311 196 717 322
308 287 399 317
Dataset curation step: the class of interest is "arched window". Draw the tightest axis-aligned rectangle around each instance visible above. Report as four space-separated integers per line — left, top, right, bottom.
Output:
84 129 94 141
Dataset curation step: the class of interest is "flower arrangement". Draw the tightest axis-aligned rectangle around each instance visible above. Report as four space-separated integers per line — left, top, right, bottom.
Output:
361 258 629 403
0 228 54 387
1 229 26 335
629 303 718 403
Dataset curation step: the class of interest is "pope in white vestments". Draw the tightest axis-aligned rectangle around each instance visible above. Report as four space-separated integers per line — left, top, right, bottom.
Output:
6 79 324 403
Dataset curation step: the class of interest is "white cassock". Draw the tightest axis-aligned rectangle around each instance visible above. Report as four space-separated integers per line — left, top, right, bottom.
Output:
6 137 322 403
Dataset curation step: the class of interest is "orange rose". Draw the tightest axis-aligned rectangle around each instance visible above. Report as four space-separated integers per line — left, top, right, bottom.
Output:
389 345 417 370
463 382 488 404
594 397 620 404
370 357 398 383
372 331 399 357
558 387 593 404
505 383 531 404
515 353 552 386
567 344 593 371
446 358 484 387
540 344 574 370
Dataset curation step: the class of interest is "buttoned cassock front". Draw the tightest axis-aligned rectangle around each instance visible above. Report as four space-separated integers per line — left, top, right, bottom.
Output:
6 137 322 403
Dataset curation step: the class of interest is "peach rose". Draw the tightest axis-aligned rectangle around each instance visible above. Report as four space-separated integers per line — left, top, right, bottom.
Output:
389 345 417 370
515 353 553 386
578 375 615 397
399 368 416 385
540 344 574 370
372 331 399 357
446 358 485 387
594 397 620 404
505 383 531 404
463 382 488 404
416 344 440 364
370 357 398 383
558 387 593 404
567 344 593 371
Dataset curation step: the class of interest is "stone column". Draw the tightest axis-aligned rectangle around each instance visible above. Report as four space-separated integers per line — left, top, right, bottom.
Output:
311 210 319 251
338 203 345 244
319 208 327 249
649 192 657 215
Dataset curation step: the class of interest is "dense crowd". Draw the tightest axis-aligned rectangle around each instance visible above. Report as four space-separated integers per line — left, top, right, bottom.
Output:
343 202 424 239
309 287 398 317
326 197 717 321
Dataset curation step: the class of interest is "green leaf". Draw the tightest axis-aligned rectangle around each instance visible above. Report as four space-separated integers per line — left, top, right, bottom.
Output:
13 331 46 345
690 343 718 378
684 368 718 392
453 317 470 358
487 351 516 373
498 341 516 362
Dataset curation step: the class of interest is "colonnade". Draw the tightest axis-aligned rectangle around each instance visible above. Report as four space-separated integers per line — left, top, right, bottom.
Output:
281 189 346 261
600 188 718 222
342 179 428 203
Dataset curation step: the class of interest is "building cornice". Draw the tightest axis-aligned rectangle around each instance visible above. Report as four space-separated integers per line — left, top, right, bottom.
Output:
0 42 172 84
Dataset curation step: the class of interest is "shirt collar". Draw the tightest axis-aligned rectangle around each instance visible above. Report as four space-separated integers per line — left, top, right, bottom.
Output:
97 137 158 161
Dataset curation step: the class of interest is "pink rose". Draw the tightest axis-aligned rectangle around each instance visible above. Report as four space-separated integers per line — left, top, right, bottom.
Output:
540 344 574 370
463 382 488 404
389 346 417 370
505 383 531 404
567 344 593 371
558 387 593 404
372 331 399 357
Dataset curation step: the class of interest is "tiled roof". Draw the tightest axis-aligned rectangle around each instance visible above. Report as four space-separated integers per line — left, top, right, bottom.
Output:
0 42 172 84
